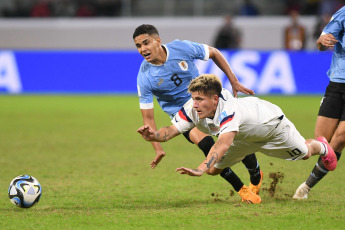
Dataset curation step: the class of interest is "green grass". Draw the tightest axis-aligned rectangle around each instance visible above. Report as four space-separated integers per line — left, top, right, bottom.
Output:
0 95 344 229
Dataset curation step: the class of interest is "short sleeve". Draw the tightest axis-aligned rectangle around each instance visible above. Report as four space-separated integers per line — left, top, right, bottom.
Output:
182 40 209 61
171 107 195 133
137 69 154 109
218 111 240 135
323 11 345 40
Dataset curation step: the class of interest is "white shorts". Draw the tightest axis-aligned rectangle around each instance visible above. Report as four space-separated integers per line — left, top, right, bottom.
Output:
214 117 308 169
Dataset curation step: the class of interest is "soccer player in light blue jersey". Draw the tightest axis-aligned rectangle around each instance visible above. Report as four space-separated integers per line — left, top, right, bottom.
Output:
133 24 262 203
294 7 345 200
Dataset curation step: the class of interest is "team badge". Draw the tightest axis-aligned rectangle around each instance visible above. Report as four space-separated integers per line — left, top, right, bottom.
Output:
178 61 188 71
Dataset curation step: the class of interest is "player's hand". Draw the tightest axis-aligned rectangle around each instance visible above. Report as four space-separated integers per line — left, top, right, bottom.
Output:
318 33 338 49
175 167 204 177
137 125 156 141
151 151 166 169
231 81 255 98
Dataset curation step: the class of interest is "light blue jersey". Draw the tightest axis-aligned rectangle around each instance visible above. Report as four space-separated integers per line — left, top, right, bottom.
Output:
137 39 209 117
323 6 345 83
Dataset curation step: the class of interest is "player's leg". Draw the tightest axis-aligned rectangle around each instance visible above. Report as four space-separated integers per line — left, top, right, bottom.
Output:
241 153 263 195
306 117 340 186
212 144 262 204
295 120 344 198
294 84 344 199
184 128 244 192
185 128 261 203
188 128 262 191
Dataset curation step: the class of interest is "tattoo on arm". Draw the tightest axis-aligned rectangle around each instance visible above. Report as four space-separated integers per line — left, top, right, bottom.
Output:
204 152 219 168
163 132 169 141
191 169 203 173
156 126 171 141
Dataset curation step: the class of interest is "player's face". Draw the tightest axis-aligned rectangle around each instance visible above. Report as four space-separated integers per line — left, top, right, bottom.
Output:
191 91 218 119
134 34 162 64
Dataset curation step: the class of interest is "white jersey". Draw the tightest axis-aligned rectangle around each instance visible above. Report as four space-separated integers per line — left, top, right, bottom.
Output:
172 88 308 168
172 89 284 142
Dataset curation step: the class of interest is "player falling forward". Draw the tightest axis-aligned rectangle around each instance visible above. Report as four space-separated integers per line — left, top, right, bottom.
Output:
138 74 337 203
133 24 262 203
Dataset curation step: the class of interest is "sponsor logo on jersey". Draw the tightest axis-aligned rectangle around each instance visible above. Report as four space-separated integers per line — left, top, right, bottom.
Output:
174 116 180 123
220 112 235 128
178 60 188 71
157 78 164 86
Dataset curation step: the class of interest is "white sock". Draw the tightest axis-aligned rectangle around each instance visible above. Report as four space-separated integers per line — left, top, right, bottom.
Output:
319 142 327 156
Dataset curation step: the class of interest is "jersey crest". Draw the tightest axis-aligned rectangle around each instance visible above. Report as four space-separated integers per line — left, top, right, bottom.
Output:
178 60 188 71
220 112 235 128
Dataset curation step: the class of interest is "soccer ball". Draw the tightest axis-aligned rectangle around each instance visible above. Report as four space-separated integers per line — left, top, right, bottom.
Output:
8 175 42 208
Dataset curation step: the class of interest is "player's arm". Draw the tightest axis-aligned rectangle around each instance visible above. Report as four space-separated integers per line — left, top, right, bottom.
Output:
176 131 236 176
316 33 338 51
141 108 167 169
208 46 254 97
138 123 181 142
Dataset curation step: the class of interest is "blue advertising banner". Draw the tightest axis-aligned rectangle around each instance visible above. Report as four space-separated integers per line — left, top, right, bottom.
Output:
0 50 333 94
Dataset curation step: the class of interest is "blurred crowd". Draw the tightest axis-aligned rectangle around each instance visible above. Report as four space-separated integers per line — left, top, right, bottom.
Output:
213 0 344 51
1 0 345 18
1 0 122 17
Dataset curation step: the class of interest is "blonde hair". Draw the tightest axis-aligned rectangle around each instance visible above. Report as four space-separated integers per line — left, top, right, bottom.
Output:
188 74 222 96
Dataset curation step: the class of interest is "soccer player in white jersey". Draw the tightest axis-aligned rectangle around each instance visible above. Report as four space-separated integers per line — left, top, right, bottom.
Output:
137 74 338 203
134 24 262 203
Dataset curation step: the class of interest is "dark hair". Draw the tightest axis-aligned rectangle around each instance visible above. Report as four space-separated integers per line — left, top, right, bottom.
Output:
133 24 159 39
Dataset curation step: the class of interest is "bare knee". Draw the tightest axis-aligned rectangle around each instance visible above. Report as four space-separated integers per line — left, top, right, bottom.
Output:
189 128 208 145
331 133 345 152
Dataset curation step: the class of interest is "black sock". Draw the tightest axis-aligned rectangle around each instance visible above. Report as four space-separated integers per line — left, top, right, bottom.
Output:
220 168 244 192
197 136 215 157
306 151 341 188
198 136 244 192
242 153 261 185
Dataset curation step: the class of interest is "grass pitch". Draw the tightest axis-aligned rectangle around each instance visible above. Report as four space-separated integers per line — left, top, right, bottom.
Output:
0 95 344 229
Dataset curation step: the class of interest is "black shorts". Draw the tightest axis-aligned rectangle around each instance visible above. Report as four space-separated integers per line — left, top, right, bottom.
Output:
318 81 345 121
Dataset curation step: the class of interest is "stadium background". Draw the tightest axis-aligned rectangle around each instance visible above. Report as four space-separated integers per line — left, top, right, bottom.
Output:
2 1 345 229
0 0 340 95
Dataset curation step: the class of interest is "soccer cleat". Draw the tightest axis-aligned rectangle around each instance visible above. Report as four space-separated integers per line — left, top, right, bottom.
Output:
248 170 263 195
317 136 337 171
293 182 310 200
238 185 262 204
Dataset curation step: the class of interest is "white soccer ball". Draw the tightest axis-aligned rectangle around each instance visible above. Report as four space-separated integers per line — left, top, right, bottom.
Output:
8 175 42 208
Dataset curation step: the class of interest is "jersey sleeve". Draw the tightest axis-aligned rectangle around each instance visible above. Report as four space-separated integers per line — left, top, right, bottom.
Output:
137 67 154 110
322 10 345 41
171 107 195 133
182 40 209 61
218 111 240 136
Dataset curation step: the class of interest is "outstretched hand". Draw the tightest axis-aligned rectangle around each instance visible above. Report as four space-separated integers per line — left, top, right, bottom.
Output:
175 167 204 177
151 151 166 169
137 125 156 141
231 81 255 98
